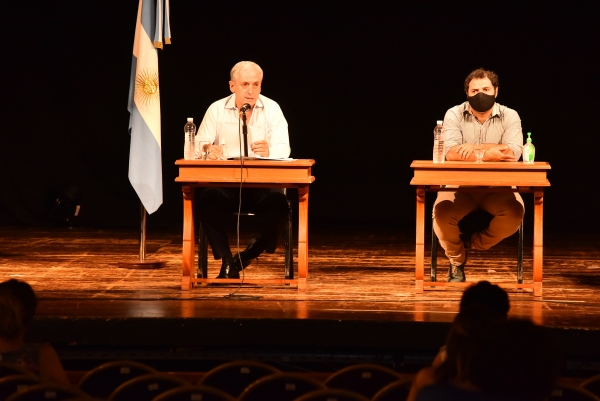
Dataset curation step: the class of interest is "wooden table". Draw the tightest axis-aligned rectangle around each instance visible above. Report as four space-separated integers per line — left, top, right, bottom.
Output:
175 159 315 290
410 160 551 296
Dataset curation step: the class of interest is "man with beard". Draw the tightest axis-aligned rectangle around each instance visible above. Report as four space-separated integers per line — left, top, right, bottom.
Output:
434 68 524 282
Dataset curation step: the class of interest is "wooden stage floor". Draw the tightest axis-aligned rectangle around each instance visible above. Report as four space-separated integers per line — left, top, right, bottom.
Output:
1 225 600 373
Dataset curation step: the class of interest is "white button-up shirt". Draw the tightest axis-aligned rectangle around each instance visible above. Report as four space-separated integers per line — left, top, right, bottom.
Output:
196 94 291 159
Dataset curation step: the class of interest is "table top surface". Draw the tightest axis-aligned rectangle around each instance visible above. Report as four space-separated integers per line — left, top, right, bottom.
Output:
176 158 315 167
410 160 551 170
410 160 551 187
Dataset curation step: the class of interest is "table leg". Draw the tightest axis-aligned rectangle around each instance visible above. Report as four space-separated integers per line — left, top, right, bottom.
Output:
533 189 544 296
415 187 425 292
181 185 195 290
297 186 309 291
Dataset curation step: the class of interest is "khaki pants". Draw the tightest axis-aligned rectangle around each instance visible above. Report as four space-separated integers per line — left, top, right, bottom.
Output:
433 190 524 267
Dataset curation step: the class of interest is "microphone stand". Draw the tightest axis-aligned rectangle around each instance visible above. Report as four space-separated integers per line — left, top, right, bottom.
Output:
241 110 249 157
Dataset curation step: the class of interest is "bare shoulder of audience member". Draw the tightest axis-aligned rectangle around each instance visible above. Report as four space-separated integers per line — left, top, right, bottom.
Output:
0 279 70 386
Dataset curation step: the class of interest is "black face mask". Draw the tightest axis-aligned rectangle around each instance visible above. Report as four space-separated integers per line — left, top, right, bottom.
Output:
467 92 496 112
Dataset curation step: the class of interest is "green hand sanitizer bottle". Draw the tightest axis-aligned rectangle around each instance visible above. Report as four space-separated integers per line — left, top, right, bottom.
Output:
523 132 535 164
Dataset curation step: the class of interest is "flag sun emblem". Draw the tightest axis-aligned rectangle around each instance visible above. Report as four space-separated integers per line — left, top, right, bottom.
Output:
135 69 160 105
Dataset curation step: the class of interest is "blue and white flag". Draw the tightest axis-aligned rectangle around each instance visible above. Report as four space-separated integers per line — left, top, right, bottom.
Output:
127 0 171 214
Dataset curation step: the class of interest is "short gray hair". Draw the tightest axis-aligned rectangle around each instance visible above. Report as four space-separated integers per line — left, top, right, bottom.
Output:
230 61 263 82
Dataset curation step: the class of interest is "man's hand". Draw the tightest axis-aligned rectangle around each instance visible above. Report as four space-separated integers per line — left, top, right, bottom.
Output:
484 145 517 162
251 140 270 157
454 143 475 159
205 145 222 160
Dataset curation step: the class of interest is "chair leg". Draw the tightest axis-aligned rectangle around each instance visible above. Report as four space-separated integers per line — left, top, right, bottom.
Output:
284 202 294 279
431 217 437 282
517 221 523 284
198 223 208 279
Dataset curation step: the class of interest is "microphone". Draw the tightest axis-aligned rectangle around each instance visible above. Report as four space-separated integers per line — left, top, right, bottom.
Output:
239 103 252 113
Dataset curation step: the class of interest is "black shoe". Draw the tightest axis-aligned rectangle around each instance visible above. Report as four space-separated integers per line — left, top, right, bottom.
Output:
448 261 466 282
234 237 265 269
215 259 240 279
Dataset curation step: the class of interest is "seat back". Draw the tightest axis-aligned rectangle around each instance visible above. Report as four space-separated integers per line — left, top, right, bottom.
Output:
371 379 412 401
0 363 34 379
107 373 189 401
238 372 324 401
5 383 88 401
198 360 280 398
152 385 236 401
582 374 600 398
77 360 157 399
294 388 369 401
324 364 401 399
0 375 40 401
548 383 600 401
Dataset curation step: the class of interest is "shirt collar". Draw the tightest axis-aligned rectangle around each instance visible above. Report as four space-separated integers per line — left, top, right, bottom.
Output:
224 94 264 110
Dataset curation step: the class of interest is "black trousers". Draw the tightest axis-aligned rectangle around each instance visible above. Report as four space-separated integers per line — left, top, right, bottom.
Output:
196 187 290 260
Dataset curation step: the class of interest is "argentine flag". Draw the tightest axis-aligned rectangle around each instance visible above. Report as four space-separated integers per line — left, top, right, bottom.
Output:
127 0 171 214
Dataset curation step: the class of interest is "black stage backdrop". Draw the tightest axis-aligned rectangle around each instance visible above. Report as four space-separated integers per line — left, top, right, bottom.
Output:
1 1 598 231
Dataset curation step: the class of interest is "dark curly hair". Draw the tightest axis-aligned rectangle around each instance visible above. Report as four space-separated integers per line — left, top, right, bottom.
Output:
464 68 499 93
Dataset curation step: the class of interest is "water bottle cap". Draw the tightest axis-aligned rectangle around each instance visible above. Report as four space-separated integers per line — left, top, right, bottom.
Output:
187 118 193 122
221 137 226 145
437 120 443 125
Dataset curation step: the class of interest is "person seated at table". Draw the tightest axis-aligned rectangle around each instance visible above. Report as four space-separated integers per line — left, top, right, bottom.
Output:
434 68 524 282
0 279 70 385
194 61 291 279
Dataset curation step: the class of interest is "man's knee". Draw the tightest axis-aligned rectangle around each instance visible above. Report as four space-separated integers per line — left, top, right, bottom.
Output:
197 188 230 217
259 192 290 217
500 199 525 224
433 200 458 226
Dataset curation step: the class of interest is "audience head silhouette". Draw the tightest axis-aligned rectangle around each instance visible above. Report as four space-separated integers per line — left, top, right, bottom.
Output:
459 280 510 318
0 279 38 340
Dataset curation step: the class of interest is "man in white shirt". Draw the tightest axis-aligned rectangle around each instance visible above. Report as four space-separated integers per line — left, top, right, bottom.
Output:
434 68 524 282
195 61 291 279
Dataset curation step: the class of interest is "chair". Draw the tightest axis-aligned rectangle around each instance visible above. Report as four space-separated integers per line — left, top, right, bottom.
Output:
324 364 401 399
152 385 236 401
293 388 369 401
0 375 39 401
5 383 90 401
431 210 524 282
582 374 600 398
238 372 325 401
548 383 600 401
198 360 280 398
107 373 189 401
77 360 157 400
197 190 294 279
371 379 413 401
0 363 35 379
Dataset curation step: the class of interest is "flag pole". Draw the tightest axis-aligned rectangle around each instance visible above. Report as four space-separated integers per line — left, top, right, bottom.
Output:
118 201 166 269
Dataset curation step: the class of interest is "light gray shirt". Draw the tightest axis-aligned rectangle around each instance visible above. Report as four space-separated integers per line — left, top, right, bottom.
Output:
443 101 523 160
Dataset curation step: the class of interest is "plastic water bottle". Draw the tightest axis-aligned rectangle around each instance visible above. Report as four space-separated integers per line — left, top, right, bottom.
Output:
219 137 228 160
433 120 445 163
523 132 535 164
184 118 196 160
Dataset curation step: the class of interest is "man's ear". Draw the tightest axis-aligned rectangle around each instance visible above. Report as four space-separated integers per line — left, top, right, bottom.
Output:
229 81 235 93
495 87 499 98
